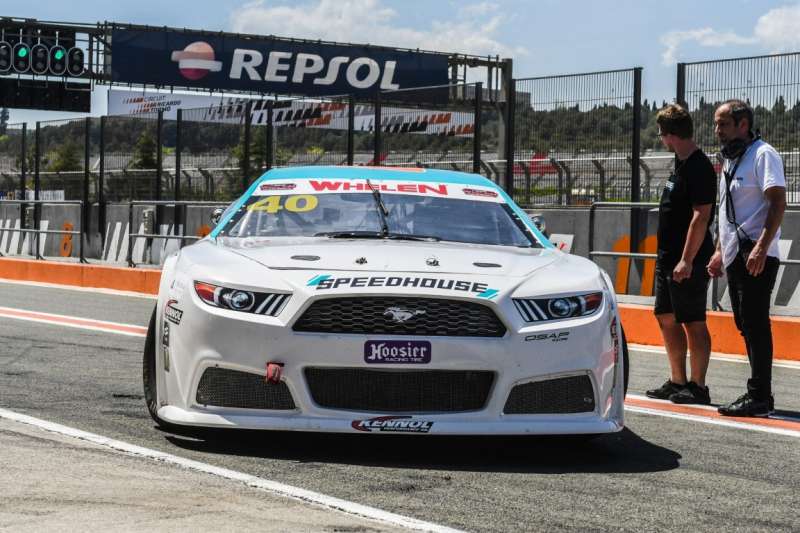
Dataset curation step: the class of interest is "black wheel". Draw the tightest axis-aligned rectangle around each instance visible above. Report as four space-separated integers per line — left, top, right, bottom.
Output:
621 324 629 397
143 306 174 429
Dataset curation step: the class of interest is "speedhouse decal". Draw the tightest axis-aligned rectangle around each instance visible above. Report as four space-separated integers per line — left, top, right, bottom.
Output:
307 275 498 298
165 300 183 325
352 416 434 433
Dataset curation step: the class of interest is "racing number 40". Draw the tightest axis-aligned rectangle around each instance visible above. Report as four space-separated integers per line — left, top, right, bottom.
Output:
248 194 318 214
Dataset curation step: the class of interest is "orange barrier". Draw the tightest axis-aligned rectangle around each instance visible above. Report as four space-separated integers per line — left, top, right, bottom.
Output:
0 257 160 295
619 303 800 362
2 257 799 361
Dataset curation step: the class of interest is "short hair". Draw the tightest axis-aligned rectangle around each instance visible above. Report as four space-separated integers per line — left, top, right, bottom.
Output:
656 104 693 139
718 99 754 132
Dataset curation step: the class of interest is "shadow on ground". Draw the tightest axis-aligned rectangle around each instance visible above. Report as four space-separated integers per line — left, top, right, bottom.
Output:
164 426 681 475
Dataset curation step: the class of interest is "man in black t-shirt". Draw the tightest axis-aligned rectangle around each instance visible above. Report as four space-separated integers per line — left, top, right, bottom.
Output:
645 105 717 405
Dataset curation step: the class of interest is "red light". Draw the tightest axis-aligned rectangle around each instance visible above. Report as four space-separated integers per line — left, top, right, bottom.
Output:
194 281 219 306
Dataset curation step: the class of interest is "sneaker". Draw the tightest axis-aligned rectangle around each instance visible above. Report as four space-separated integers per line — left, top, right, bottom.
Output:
718 393 773 417
669 382 711 405
646 380 686 400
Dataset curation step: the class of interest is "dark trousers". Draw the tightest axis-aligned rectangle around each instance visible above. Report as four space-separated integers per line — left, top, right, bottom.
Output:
726 254 780 400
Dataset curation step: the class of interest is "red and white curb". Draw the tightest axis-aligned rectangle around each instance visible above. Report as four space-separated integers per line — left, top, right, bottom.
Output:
0 306 147 337
625 394 800 438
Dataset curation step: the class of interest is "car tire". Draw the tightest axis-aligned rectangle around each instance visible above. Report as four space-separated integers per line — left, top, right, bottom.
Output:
143 306 173 430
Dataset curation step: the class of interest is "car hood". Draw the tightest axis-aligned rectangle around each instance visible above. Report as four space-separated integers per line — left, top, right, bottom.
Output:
218 238 559 278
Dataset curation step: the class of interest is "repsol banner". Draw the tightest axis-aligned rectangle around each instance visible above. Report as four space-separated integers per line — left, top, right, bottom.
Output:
110 28 450 97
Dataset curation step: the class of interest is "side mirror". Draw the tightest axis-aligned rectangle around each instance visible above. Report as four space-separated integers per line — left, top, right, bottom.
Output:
211 207 224 226
529 213 547 236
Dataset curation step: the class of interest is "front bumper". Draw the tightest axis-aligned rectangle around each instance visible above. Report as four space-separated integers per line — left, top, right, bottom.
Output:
156 289 625 435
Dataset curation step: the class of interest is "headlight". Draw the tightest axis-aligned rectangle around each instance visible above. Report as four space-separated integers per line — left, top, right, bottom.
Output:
514 292 602 323
194 281 290 316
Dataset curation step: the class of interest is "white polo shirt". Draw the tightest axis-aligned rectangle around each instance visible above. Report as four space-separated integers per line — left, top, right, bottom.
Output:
718 139 785 267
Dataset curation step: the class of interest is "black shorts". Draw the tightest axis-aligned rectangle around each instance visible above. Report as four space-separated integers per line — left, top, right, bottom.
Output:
653 260 710 323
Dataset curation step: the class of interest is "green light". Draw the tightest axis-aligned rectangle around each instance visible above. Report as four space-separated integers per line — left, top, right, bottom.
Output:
17 47 28 58
54 49 64 61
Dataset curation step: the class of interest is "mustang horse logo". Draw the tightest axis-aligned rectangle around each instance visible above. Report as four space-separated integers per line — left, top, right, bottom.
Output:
383 307 426 323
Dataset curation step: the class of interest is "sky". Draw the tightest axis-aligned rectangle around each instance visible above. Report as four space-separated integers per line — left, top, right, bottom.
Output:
5 0 800 124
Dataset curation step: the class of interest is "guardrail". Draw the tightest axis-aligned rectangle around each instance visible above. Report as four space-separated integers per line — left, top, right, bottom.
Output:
126 200 228 267
588 201 800 311
0 199 87 263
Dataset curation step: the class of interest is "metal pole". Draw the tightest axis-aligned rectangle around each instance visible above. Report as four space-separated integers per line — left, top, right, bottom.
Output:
503 82 516 195
34 122 41 259
155 111 163 235
501 59 515 195
243 100 252 191
175 109 182 239
676 63 687 108
347 95 355 166
20 123 27 236
175 109 182 203
99 116 106 243
83 117 90 240
265 100 274 170
473 82 482 174
373 92 382 166
630 67 643 255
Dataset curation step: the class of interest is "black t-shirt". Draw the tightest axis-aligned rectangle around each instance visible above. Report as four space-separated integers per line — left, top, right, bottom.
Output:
657 149 717 266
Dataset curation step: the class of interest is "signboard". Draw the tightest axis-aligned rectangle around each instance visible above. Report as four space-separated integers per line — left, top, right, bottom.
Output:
110 28 450 98
108 89 474 137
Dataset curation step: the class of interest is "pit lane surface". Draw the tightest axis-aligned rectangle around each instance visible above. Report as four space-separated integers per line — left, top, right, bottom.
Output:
1 280 799 532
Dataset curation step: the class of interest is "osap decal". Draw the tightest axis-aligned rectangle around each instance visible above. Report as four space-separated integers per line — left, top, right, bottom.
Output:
525 332 570 343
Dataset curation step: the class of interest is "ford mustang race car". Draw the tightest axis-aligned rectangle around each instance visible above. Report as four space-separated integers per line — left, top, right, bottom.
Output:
143 166 628 435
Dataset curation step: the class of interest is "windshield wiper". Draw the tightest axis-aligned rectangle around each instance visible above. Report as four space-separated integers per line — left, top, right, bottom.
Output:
386 233 441 242
366 178 389 237
314 231 385 239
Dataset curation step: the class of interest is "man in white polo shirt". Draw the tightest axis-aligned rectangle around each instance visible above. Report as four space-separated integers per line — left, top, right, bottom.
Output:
706 99 786 417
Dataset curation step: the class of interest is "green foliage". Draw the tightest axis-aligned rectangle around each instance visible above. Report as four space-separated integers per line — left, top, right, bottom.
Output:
130 129 158 169
46 140 82 172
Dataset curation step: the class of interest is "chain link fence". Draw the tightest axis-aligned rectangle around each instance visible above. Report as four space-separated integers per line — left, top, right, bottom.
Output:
512 69 640 206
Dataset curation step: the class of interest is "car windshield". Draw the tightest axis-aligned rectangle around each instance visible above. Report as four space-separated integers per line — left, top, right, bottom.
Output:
216 179 540 248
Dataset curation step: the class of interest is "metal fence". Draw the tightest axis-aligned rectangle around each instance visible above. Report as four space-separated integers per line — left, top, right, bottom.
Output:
5 53 800 213
679 52 800 202
511 68 642 206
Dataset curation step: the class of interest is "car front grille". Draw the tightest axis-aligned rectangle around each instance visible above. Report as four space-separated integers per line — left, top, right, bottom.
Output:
293 297 506 337
503 375 595 414
196 367 296 410
304 367 495 412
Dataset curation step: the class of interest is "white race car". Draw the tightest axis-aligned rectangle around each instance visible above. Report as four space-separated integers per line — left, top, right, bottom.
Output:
143 166 628 436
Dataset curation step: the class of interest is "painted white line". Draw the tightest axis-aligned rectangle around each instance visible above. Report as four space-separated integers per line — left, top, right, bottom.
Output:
629 343 800 370
625 405 800 439
0 407 462 533
0 306 147 337
0 277 157 299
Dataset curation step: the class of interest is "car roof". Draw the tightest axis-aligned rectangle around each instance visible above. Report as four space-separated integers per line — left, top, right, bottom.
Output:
256 166 500 188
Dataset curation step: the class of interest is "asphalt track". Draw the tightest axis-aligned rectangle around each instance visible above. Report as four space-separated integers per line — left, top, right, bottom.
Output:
1 280 799 532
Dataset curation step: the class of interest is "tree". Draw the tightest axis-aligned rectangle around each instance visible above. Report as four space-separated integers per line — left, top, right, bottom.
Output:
47 140 82 172
130 129 158 169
